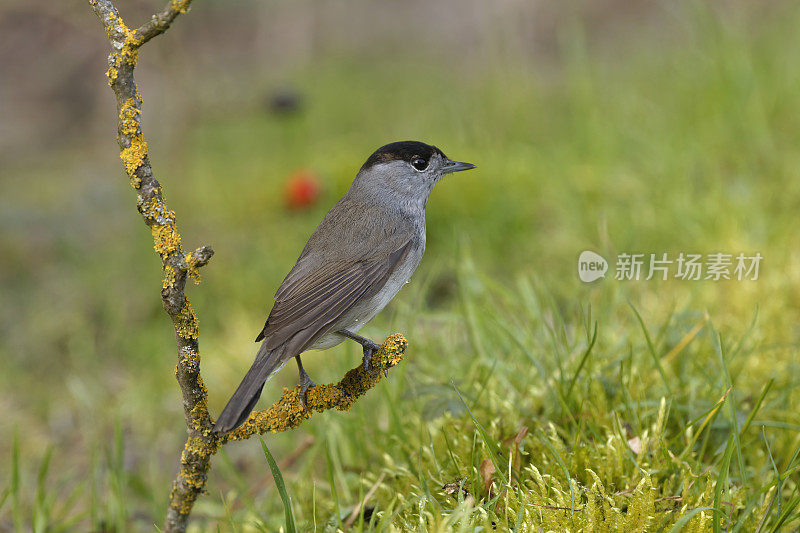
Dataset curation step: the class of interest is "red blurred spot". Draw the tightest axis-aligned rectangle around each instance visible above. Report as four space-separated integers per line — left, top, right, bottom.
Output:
285 169 320 210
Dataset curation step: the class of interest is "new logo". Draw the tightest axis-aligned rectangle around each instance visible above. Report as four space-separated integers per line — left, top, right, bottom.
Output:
578 250 608 282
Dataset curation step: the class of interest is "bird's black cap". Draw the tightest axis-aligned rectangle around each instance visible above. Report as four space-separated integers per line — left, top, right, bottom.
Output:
361 141 446 171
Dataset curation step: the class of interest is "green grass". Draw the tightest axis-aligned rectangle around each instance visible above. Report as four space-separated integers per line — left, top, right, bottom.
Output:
2 2 800 531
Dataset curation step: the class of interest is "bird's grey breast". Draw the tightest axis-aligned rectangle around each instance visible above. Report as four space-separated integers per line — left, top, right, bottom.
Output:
350 204 427 325
308 208 426 350
356 234 424 315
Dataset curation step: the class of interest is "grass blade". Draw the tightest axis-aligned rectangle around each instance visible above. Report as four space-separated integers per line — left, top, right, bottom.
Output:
666 507 715 533
33 445 53 533
713 432 736 533
629 302 672 395
325 441 342 529
11 429 22 532
740 379 773 437
565 318 598 398
769 491 800 533
708 322 746 487
677 387 730 459
259 437 297 533
451 381 505 480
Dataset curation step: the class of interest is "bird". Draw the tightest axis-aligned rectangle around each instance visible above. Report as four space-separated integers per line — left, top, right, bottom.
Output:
213 141 476 433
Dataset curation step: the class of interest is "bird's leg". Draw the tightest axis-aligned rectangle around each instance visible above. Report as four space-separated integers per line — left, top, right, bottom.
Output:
295 355 316 409
338 329 384 376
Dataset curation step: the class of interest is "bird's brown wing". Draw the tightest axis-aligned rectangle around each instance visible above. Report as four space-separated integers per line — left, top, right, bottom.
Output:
255 239 414 356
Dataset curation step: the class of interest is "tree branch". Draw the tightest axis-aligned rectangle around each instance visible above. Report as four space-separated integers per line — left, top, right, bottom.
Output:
134 0 194 46
223 334 408 443
166 335 406 531
88 2 408 531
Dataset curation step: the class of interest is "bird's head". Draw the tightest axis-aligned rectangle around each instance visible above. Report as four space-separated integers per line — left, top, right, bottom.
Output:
352 140 475 210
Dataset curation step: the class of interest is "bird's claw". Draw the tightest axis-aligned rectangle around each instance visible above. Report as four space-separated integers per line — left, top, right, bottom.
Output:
298 374 316 409
362 341 380 375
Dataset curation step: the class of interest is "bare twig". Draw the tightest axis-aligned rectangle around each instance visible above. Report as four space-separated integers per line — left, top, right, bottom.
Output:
88 2 407 531
133 0 193 45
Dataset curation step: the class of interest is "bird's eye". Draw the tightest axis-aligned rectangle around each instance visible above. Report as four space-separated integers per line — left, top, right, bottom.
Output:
411 156 428 171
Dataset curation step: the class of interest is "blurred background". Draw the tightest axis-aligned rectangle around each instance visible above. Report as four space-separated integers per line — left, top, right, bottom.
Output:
2 0 800 530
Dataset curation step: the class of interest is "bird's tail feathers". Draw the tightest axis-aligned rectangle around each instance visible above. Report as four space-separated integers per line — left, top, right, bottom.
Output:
213 342 288 433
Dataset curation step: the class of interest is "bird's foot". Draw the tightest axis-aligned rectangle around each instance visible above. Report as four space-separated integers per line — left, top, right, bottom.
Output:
362 341 381 375
298 371 316 409
338 330 386 377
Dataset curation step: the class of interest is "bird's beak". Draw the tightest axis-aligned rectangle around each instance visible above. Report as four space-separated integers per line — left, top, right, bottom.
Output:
442 159 477 174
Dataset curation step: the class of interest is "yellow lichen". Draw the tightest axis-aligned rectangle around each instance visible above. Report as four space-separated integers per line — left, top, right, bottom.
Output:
177 459 210 489
174 303 199 339
179 346 199 368
226 334 407 441
152 224 181 257
138 196 175 225
105 26 140 86
101 8 128 41
168 334 405 518
170 441 214 514
189 400 210 431
169 485 197 515
123 45 140 67
120 30 140 63
172 0 192 14
184 252 201 284
162 263 177 290
120 133 148 182
184 436 214 458
106 66 118 86
177 498 193 515
119 98 140 137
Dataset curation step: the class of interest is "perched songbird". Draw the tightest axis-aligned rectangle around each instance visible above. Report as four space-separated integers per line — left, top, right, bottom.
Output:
214 141 475 433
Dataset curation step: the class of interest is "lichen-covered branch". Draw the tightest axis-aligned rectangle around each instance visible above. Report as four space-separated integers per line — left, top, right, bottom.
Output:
88 1 211 531
88 1 407 531
224 334 407 443
169 335 406 529
133 0 193 45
